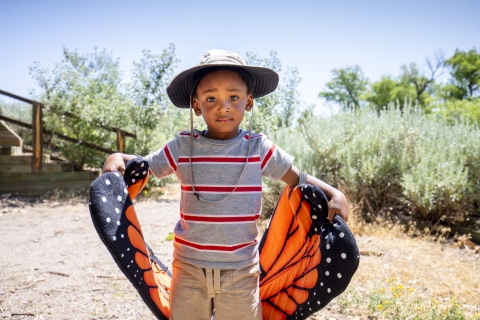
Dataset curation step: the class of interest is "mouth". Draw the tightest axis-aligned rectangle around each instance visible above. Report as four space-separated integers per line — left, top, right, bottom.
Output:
216 118 232 123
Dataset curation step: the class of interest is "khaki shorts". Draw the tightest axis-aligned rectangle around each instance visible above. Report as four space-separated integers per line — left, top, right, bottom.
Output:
169 259 262 320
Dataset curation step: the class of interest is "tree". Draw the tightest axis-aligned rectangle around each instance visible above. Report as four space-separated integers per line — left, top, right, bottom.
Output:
277 67 301 128
365 75 416 114
319 65 368 111
444 48 480 99
129 44 178 154
400 52 444 106
438 98 480 124
245 51 301 133
30 47 129 169
30 45 181 169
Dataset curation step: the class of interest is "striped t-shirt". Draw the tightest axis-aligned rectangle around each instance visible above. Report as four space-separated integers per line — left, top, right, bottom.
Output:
144 129 293 269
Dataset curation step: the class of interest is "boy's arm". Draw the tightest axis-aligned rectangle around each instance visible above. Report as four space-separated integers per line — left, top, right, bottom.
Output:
102 153 138 175
280 165 349 223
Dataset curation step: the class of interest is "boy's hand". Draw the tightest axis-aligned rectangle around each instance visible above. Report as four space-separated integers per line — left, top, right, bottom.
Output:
102 153 129 175
328 191 349 223
280 165 349 223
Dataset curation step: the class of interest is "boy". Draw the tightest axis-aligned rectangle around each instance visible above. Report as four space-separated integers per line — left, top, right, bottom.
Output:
102 49 348 320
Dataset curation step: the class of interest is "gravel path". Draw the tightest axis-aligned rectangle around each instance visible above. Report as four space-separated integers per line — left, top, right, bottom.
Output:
0 197 178 320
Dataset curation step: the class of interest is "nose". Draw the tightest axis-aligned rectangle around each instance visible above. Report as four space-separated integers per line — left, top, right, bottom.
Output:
217 98 230 112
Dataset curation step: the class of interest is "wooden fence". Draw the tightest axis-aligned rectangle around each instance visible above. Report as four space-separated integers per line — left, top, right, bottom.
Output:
0 89 136 173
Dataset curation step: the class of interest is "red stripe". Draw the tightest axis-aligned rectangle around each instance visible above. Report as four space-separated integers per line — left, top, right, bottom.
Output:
180 132 199 138
163 145 177 171
181 213 260 222
244 134 263 140
175 237 257 252
261 144 276 170
181 185 262 192
178 156 260 163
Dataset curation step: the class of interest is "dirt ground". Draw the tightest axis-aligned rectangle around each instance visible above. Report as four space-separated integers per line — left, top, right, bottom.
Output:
1 186 479 320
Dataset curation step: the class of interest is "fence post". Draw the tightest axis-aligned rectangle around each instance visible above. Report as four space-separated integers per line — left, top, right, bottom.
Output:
116 129 125 153
32 102 43 173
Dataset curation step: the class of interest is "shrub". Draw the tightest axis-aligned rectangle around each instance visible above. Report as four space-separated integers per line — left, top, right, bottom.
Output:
264 102 480 223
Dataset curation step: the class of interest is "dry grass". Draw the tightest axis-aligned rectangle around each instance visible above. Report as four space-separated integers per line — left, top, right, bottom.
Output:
316 208 480 319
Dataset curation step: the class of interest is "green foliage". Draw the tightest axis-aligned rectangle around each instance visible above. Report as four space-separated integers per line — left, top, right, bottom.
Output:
435 99 480 125
129 45 178 155
320 50 479 126
399 59 442 106
319 65 368 111
244 51 301 134
0 98 32 123
29 45 180 170
267 103 480 222
365 75 416 113
0 99 32 147
30 47 130 169
444 48 480 99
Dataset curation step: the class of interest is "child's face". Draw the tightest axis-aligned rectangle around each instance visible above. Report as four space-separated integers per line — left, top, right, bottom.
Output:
193 70 253 140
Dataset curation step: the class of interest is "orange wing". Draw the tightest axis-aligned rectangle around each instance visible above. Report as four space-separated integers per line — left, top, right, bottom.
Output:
259 185 359 320
89 158 171 319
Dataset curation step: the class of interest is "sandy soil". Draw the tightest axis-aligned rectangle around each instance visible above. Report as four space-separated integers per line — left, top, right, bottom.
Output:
1 187 479 320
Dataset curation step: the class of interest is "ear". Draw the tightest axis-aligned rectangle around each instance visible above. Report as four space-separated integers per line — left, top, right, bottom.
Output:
192 98 202 116
245 94 254 112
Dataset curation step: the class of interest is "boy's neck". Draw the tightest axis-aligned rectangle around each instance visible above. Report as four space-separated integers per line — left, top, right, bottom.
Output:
202 128 242 140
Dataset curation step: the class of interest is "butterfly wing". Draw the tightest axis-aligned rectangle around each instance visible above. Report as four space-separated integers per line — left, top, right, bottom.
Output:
89 158 171 319
90 159 359 320
123 157 150 201
259 184 360 320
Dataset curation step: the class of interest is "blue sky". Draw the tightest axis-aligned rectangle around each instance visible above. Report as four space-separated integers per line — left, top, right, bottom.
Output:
1 0 479 115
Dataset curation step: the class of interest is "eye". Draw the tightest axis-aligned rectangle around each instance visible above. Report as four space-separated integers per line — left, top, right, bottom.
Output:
230 96 239 101
207 97 216 102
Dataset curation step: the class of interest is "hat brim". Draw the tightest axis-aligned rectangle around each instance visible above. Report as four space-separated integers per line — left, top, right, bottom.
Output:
166 65 279 109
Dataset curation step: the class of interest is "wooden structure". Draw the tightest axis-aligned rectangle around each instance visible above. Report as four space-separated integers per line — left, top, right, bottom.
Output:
0 120 22 155
0 89 136 196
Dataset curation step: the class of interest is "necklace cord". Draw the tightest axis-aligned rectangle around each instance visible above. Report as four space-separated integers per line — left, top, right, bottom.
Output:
188 97 254 203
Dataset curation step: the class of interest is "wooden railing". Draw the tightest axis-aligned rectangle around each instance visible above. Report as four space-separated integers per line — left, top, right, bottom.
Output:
0 89 136 173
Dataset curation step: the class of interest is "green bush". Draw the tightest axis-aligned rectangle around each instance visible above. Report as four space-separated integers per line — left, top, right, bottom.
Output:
435 98 480 125
264 102 480 223
29 46 180 170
